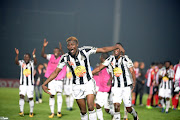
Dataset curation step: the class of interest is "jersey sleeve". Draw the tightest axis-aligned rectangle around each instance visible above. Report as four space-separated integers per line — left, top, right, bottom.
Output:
18 60 23 66
124 55 133 68
168 69 174 79
46 54 52 61
102 56 113 66
81 46 97 55
57 55 66 69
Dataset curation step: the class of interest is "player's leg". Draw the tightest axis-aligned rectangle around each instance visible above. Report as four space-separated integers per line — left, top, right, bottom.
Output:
158 88 165 112
39 85 43 103
165 97 170 113
95 92 105 120
69 94 74 110
139 84 144 106
27 85 34 117
19 85 26 116
87 94 97 120
34 85 39 104
146 86 153 109
56 80 63 117
76 99 88 120
123 105 128 120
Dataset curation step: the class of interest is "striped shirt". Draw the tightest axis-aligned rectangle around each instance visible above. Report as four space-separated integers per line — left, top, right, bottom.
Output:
159 68 174 89
146 68 155 87
102 55 134 88
57 46 97 85
64 66 73 85
19 60 35 86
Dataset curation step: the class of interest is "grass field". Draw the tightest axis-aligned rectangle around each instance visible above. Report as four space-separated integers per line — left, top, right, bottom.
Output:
0 87 180 120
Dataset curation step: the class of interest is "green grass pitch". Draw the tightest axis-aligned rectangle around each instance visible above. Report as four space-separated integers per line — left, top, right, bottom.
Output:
0 87 180 120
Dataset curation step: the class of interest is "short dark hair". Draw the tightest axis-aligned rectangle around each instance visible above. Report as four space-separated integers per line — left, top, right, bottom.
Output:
116 42 123 47
164 61 172 65
54 47 60 50
101 53 109 59
24 53 31 58
151 62 155 66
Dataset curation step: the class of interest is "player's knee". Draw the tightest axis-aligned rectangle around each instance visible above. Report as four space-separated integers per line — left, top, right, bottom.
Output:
114 104 120 112
96 104 101 109
126 107 132 113
50 95 54 98
20 94 24 99
166 98 170 101
105 109 109 113
29 98 33 101
80 110 87 115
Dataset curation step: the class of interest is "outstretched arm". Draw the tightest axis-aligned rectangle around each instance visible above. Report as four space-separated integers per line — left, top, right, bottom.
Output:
92 63 106 75
59 42 64 55
15 48 19 65
32 48 37 65
42 67 62 95
96 44 125 54
41 38 48 59
129 67 136 92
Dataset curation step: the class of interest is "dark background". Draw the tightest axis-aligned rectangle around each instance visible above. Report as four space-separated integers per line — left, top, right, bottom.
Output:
0 0 180 79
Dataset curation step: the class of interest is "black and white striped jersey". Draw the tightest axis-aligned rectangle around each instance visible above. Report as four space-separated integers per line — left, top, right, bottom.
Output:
64 66 73 85
102 55 134 88
19 60 35 86
57 46 97 85
159 68 174 89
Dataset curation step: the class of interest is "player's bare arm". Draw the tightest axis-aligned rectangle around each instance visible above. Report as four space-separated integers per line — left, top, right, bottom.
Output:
42 67 62 95
96 44 125 53
107 72 113 86
41 38 48 59
15 48 19 65
129 67 136 92
92 63 106 75
32 48 37 65
59 42 64 55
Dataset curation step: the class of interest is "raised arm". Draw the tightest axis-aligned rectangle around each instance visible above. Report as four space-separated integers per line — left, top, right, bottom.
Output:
41 38 48 59
42 67 62 95
92 63 106 75
32 48 37 65
129 67 136 92
96 44 125 53
59 42 64 55
15 48 19 65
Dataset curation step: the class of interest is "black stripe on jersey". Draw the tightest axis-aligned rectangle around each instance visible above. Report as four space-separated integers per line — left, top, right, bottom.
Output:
164 82 166 89
121 58 128 87
110 57 115 87
80 51 91 81
67 55 76 84
84 48 91 52
115 59 121 87
21 66 23 85
168 80 170 89
74 56 84 84
31 66 33 85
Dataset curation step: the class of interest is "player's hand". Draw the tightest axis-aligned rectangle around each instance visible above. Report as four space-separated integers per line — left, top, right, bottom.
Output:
59 42 62 50
42 84 51 95
116 44 125 55
32 48 36 55
43 38 48 47
15 48 19 55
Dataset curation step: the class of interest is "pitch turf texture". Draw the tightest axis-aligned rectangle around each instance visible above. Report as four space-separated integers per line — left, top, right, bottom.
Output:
0 88 180 120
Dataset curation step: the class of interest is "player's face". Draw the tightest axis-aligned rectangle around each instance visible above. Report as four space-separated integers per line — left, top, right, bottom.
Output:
67 40 78 56
100 56 105 63
24 54 30 63
165 62 170 69
113 48 120 57
134 62 139 68
54 48 60 57
140 63 145 69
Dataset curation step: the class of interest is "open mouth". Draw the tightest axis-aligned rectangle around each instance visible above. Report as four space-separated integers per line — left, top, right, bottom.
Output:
70 49 75 54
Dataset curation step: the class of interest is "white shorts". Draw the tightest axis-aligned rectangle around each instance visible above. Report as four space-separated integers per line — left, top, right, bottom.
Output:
158 88 171 98
95 91 110 109
63 85 72 96
72 79 96 99
111 86 132 107
19 85 34 98
48 80 63 95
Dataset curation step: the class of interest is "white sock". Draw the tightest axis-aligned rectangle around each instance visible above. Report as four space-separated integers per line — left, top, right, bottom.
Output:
19 99 24 112
130 107 137 118
96 108 103 120
80 113 88 120
66 96 70 108
114 112 120 120
166 100 170 112
29 100 34 113
89 109 97 120
49 97 55 114
109 109 115 116
57 93 63 113
69 94 74 108
160 99 165 108
124 106 128 118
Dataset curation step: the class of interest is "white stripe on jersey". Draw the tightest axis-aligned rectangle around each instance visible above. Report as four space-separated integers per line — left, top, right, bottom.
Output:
19 60 35 86
102 55 134 88
57 46 97 85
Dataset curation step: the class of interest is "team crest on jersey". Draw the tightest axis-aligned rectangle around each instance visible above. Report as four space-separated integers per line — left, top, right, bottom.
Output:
74 66 86 77
23 69 31 77
113 67 122 77
162 76 169 82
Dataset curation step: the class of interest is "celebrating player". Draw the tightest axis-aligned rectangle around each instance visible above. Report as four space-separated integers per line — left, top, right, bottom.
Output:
92 43 139 120
15 48 37 117
158 61 174 113
41 38 66 118
42 36 125 120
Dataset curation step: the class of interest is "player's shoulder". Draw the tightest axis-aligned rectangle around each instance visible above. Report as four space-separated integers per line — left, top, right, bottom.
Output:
79 46 96 51
106 55 114 61
61 53 69 58
123 55 132 62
